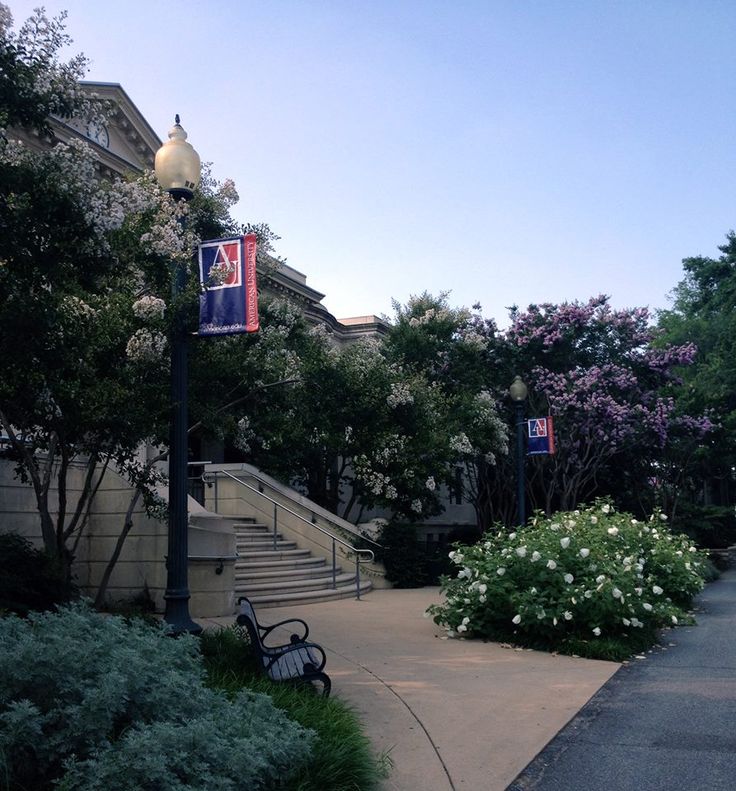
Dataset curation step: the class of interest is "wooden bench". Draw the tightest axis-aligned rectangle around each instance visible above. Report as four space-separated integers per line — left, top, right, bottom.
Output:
236 597 331 697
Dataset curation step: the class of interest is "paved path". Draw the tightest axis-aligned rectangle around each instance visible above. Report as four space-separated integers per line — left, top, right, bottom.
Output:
202 588 618 790
508 569 736 791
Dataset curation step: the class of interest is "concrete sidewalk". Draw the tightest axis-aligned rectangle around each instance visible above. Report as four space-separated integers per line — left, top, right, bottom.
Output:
201 588 619 790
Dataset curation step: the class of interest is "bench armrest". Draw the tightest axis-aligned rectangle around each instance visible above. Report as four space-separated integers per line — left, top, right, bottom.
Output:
260 618 310 644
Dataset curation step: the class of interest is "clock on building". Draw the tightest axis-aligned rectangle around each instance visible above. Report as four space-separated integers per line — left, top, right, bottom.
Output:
85 121 110 148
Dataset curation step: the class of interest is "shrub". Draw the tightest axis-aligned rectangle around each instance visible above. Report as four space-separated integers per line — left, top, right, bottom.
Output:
374 523 428 588
0 604 314 790
427 502 707 660
0 532 76 615
674 502 736 549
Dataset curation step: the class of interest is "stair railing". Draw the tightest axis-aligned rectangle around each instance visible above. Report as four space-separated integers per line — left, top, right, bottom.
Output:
201 469 378 600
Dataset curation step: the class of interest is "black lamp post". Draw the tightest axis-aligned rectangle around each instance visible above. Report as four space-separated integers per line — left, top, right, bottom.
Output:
154 115 201 634
509 375 528 528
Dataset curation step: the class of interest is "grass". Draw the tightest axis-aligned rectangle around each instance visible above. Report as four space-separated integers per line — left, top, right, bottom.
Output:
199 626 389 791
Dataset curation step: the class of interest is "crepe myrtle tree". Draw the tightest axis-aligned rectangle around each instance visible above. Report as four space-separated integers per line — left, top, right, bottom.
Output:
226 312 453 522
0 4 264 591
217 295 509 525
383 293 509 529
499 296 712 516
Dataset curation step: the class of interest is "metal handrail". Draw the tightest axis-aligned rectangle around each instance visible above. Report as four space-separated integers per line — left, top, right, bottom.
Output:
202 469 376 600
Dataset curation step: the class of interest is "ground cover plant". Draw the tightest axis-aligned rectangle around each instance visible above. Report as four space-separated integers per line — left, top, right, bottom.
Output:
428 502 707 660
200 626 387 791
0 604 314 790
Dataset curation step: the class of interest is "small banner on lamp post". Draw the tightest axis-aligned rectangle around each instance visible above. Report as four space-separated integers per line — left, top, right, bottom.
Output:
198 233 259 335
527 416 555 455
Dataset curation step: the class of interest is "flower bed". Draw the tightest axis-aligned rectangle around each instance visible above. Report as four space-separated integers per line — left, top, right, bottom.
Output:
428 503 707 660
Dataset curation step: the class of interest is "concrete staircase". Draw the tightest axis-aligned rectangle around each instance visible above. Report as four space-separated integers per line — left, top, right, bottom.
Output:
234 519 372 608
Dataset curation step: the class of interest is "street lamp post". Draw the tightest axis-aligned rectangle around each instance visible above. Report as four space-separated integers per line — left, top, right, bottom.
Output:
155 115 201 634
509 376 528 528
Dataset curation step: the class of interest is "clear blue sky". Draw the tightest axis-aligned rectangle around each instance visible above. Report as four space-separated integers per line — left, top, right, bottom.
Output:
8 0 736 325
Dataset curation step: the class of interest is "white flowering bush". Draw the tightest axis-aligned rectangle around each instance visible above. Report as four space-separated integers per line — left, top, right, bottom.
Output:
428 502 707 659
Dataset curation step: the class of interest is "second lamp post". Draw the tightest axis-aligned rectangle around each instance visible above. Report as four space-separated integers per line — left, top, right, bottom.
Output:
509 375 528 528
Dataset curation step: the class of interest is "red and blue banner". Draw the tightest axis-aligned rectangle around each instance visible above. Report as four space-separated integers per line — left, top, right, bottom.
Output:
198 234 259 336
527 416 555 455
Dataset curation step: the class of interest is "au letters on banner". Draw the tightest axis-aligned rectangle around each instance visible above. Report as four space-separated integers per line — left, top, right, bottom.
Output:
527 416 556 455
198 234 259 336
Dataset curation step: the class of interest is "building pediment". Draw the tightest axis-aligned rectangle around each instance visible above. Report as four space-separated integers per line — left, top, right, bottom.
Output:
61 82 161 176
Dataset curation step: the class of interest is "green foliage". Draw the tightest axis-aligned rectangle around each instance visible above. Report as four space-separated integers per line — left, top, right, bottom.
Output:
0 532 76 615
202 627 387 791
674 501 736 549
656 231 736 513
428 503 707 660
0 605 313 790
374 523 428 588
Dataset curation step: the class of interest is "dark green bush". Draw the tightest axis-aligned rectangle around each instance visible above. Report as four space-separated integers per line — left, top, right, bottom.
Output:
0 532 76 615
375 523 428 587
674 502 736 549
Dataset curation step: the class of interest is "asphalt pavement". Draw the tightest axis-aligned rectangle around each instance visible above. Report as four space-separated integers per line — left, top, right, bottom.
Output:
508 568 736 791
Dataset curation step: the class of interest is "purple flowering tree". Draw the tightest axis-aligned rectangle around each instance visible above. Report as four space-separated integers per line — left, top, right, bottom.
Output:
502 296 711 516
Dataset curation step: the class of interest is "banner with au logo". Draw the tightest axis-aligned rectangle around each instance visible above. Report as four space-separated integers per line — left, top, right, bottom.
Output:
198 234 259 335
527 416 556 455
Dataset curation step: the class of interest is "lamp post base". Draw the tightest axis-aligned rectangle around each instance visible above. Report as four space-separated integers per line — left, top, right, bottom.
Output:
164 589 202 635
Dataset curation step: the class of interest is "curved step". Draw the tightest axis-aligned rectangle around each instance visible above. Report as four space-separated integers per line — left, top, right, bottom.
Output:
236 556 326 572
238 548 312 562
235 565 342 583
237 571 359 595
246 579 373 608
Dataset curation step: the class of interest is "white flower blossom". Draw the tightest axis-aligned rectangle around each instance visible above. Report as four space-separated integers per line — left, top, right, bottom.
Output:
496 567 506 576
546 559 557 570
449 432 474 455
579 548 590 558
592 627 602 636
563 573 574 584
425 476 436 491
125 328 167 362
652 585 663 595
607 527 619 537
512 614 522 625
132 295 166 321
560 537 571 549
515 546 527 557
531 551 541 562
386 381 414 408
